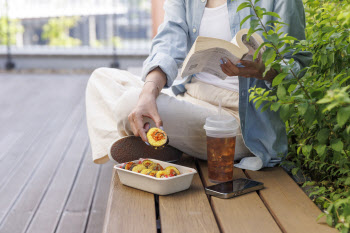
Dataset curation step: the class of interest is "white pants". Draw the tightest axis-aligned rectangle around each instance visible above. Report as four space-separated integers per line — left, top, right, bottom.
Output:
85 68 252 164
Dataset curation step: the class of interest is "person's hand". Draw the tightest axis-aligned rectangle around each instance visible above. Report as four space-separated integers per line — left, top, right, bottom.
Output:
128 68 166 143
220 57 278 82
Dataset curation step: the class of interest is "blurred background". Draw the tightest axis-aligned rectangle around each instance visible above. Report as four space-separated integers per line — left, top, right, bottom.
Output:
0 1 165 233
0 0 165 73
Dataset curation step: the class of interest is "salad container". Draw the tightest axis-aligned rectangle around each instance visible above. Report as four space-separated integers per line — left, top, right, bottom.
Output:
114 158 197 195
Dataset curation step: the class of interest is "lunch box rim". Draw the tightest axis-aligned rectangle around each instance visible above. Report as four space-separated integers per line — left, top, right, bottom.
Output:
114 158 197 180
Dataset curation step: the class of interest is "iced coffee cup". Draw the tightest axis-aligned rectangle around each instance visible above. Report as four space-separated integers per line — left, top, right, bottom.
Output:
203 115 239 183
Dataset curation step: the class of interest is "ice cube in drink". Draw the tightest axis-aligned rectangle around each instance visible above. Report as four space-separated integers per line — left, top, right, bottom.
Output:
207 136 236 183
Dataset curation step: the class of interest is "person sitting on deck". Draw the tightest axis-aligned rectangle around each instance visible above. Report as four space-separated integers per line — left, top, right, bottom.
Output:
85 0 312 170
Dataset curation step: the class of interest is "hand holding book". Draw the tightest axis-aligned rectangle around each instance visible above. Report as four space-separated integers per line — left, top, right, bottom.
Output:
219 57 278 82
180 28 277 82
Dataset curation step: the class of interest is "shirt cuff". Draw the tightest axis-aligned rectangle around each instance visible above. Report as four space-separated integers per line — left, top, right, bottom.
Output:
142 52 179 88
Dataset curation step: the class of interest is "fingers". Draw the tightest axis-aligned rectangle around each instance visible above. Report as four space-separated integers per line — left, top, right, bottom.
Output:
220 58 263 78
220 64 235 76
239 60 257 68
134 114 148 142
143 122 150 132
128 112 148 142
224 58 240 74
150 111 163 129
128 113 139 136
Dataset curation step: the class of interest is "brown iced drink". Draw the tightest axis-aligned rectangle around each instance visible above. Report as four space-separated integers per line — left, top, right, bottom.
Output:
204 115 238 183
207 136 236 182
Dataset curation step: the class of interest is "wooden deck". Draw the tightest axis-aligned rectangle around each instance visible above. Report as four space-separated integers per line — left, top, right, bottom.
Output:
0 73 113 233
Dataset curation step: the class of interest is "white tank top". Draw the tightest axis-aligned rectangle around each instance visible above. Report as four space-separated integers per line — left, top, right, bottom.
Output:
194 3 239 92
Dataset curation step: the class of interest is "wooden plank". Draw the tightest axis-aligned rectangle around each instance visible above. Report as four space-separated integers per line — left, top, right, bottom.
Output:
0 95 85 222
0 74 87 184
102 168 157 233
25 122 89 233
245 167 337 233
0 106 85 233
0 132 23 160
85 162 114 233
197 160 281 233
55 148 101 233
0 74 90 233
159 155 220 233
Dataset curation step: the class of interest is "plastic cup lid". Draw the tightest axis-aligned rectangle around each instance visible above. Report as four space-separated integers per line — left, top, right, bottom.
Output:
203 115 239 134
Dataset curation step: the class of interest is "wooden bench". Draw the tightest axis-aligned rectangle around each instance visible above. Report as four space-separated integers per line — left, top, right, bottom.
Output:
103 155 337 233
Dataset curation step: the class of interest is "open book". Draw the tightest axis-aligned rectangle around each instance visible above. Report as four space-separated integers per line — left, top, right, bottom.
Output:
180 28 265 79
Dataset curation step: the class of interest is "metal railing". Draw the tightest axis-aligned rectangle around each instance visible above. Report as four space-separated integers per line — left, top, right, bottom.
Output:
0 0 152 70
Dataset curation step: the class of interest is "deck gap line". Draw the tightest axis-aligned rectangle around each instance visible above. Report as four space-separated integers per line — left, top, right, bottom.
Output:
194 159 223 233
82 164 103 233
0 93 84 187
0 77 72 166
0 116 53 188
22 118 84 233
243 170 287 233
154 194 161 233
0 133 23 161
0 84 86 227
194 159 208 189
0 113 71 227
53 141 90 233
0 98 83 194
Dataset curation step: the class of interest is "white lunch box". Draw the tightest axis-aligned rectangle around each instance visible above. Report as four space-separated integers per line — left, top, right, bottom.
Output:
114 158 197 195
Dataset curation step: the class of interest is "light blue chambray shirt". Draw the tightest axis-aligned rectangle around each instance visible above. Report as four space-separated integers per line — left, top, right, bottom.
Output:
141 0 312 170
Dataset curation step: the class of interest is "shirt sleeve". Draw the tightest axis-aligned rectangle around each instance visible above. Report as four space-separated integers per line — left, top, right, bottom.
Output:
264 0 313 89
141 0 189 88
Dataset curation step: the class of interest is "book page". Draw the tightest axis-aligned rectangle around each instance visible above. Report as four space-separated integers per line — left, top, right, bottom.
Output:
181 47 241 80
241 34 262 61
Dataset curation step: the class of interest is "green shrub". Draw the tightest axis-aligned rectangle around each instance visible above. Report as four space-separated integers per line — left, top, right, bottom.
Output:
42 17 81 47
0 17 23 45
237 0 350 231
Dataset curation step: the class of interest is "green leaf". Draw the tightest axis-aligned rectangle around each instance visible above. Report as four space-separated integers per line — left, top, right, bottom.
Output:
277 84 286 100
261 103 270 112
279 36 298 42
317 128 330 144
316 213 326 222
298 103 308 115
256 99 264 109
272 73 288 87
270 102 281 112
253 42 269 60
279 104 290 121
287 84 297 93
302 145 312 155
331 139 343 152
315 144 326 155
250 19 260 30
240 15 254 29
237 2 251 13
337 106 350 127
266 33 279 46
266 51 276 66
326 215 333 227
304 105 316 126
262 11 281 19
344 177 350 185
247 28 256 41
262 48 275 64
291 167 299 175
